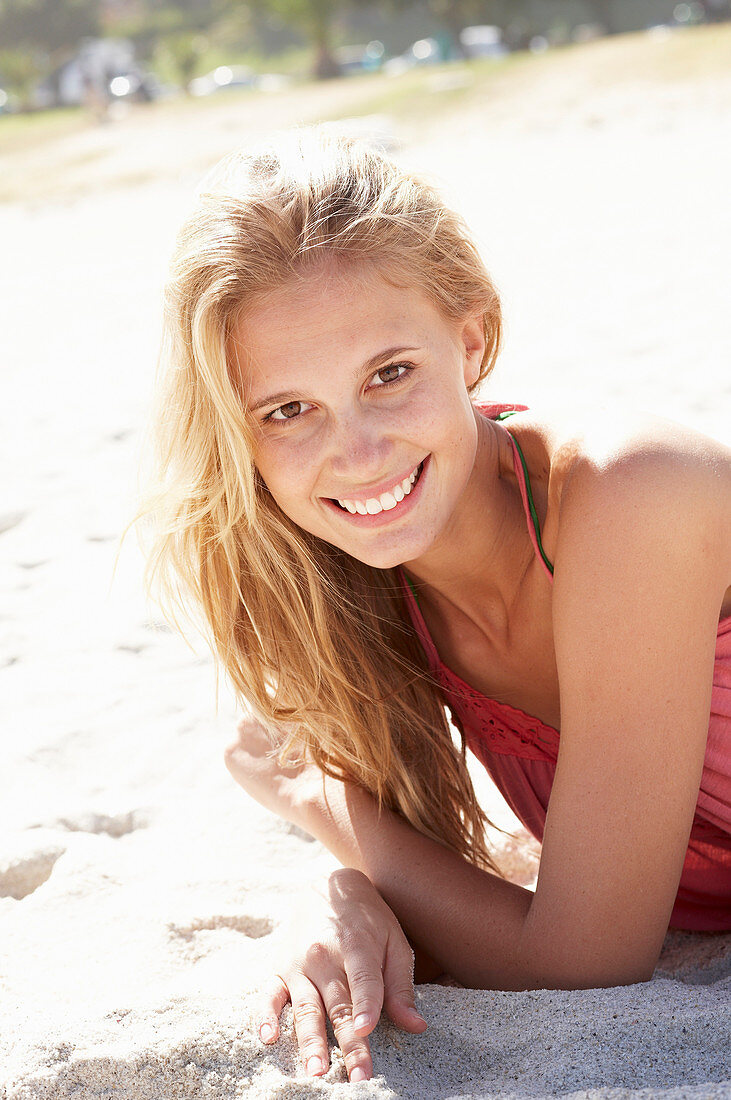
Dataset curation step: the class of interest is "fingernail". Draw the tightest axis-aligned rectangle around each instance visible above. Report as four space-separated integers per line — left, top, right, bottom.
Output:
353 1012 370 1031
259 1023 274 1042
306 1056 324 1076
350 1066 368 1082
409 1008 426 1023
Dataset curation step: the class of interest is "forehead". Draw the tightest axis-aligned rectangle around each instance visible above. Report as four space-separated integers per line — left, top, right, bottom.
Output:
229 262 449 391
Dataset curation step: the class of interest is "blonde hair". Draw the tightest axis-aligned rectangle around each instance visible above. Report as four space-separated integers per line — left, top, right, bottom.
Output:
138 126 503 872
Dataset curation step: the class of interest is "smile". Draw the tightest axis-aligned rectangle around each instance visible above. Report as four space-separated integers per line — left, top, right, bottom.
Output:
336 462 421 515
324 457 429 524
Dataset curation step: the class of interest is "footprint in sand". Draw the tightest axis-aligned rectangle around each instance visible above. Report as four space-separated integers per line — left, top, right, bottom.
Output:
169 913 274 941
51 809 150 838
167 913 274 962
0 843 66 900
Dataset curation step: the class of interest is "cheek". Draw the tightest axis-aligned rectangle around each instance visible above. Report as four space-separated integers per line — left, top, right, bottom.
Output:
255 440 318 512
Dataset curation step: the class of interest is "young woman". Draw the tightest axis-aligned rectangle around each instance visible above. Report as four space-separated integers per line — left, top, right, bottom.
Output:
142 127 731 1085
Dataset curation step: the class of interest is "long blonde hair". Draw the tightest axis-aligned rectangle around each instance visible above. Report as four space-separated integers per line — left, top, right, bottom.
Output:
138 126 503 872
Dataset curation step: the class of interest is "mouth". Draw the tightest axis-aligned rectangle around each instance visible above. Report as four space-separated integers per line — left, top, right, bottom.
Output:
323 457 429 525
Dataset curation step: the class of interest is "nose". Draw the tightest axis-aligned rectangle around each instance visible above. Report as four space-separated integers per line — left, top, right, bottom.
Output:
327 408 394 482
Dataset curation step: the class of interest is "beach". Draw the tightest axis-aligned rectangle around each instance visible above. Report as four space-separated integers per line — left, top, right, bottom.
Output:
1 26 730 1099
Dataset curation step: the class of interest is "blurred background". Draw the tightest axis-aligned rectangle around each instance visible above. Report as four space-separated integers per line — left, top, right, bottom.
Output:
0 0 730 115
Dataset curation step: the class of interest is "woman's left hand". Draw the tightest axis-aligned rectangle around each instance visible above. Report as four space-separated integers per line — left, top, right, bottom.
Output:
255 867 427 1082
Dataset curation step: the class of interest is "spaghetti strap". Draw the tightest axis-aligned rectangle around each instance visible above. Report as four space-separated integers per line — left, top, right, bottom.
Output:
492 406 553 581
505 431 554 582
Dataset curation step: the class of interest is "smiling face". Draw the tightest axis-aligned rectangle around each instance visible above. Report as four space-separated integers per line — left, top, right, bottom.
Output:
229 262 485 570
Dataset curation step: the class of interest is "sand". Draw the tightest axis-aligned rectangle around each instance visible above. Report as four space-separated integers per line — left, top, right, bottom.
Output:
2 28 730 1099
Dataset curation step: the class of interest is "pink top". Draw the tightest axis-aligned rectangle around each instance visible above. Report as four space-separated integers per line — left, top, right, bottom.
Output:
401 403 731 931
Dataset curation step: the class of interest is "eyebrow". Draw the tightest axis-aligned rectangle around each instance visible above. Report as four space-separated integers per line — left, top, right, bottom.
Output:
249 345 421 413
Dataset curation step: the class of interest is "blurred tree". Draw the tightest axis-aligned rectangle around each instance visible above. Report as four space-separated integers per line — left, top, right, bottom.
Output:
0 0 101 104
0 0 101 54
158 29 209 90
698 0 731 19
108 0 225 56
0 45 39 103
582 0 619 34
249 0 343 77
106 0 233 86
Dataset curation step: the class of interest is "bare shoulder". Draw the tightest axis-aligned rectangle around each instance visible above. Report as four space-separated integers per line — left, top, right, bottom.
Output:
502 398 731 613
523 400 731 579
525 398 730 480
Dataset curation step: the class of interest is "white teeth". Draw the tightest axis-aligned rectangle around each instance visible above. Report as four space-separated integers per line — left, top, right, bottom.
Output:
336 462 422 516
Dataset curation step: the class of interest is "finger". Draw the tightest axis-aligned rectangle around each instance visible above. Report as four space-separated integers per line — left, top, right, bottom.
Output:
255 975 290 1044
382 935 428 1033
288 975 331 1078
343 953 385 1038
321 977 373 1083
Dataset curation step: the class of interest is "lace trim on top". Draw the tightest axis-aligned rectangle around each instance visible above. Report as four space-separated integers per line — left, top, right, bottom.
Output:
401 568 560 762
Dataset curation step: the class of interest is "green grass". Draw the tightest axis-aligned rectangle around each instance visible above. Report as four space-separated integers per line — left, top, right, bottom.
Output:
317 52 532 127
0 106 88 155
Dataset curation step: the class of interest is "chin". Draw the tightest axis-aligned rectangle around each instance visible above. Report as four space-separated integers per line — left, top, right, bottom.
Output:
344 535 435 572
356 550 409 571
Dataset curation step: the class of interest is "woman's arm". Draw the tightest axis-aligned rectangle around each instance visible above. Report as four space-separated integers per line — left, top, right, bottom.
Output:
523 441 728 986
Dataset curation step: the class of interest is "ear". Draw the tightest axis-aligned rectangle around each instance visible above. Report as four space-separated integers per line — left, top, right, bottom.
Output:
459 313 486 388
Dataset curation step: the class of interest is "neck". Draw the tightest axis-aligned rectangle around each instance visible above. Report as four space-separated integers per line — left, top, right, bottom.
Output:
401 414 534 626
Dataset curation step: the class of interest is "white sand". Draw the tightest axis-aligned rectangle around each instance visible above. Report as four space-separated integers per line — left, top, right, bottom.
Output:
2 30 730 1099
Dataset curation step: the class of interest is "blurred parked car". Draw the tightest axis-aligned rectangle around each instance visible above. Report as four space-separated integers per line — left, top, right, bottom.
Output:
108 70 168 103
383 37 445 76
459 25 509 59
334 41 385 76
188 65 256 97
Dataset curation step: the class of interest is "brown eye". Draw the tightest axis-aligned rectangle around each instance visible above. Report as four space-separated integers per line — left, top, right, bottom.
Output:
272 401 302 420
374 363 410 386
378 365 401 383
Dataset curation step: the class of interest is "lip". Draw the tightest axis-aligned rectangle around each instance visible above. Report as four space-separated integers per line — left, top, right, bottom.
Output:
327 460 424 506
322 455 430 527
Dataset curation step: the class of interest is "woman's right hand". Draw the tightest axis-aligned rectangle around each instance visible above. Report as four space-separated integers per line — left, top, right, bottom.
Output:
255 867 428 1083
